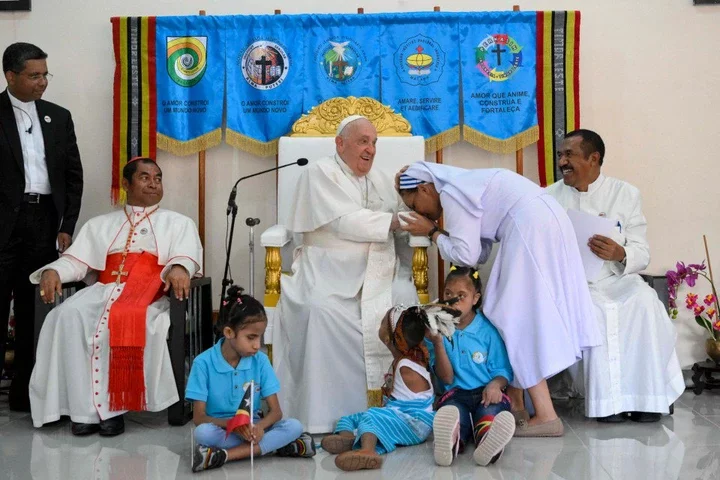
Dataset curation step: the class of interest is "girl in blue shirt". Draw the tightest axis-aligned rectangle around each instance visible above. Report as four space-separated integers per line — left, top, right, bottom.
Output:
187 286 315 473
427 266 516 467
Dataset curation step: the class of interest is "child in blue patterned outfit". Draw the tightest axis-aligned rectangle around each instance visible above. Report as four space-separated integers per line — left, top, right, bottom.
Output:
187 286 315 473
428 266 516 467
321 304 458 472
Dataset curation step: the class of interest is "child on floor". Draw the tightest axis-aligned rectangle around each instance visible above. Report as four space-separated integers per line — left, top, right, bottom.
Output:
187 286 315 473
429 266 516 467
321 303 459 471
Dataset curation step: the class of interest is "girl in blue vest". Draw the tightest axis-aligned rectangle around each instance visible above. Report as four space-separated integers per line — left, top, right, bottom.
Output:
187 286 315 473
428 266 516 467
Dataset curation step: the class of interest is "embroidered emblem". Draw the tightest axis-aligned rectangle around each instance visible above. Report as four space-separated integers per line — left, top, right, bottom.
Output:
472 351 486 364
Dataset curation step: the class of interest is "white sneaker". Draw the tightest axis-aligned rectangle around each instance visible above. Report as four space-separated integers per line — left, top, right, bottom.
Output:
433 405 461 466
473 411 516 466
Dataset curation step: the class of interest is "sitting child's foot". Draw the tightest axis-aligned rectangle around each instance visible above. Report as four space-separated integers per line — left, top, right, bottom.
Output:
473 411 516 466
321 433 354 454
433 405 461 466
192 445 227 473
276 432 317 457
335 450 383 471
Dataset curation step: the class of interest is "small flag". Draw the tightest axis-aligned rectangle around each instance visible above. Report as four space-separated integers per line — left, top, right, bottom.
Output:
225 384 252 438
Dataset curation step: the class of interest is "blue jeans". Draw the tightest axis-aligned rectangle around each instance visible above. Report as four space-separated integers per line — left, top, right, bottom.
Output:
437 387 511 446
194 417 303 456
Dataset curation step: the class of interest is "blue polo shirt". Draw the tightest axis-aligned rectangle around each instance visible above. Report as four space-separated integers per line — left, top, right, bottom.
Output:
425 311 513 392
185 339 280 419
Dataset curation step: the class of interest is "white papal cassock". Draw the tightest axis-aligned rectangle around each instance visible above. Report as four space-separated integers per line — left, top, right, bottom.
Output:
405 162 603 389
28 204 202 427
547 175 684 416
273 155 418 433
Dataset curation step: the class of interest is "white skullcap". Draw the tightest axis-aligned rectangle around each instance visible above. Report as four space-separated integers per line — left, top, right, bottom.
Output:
336 115 368 136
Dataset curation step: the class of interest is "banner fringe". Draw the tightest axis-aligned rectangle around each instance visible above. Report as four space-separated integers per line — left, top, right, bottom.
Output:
462 125 539 154
424 126 461 154
225 129 279 157
156 129 222 157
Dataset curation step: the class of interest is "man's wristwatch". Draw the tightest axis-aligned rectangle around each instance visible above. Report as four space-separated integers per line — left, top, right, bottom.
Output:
427 226 440 239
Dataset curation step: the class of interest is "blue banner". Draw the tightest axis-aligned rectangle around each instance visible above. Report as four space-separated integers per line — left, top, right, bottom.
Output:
380 12 460 153
225 15 305 157
155 15 225 155
302 14 381 111
460 11 539 153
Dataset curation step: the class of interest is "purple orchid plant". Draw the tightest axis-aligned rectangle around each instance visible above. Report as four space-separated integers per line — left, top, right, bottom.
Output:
667 261 720 341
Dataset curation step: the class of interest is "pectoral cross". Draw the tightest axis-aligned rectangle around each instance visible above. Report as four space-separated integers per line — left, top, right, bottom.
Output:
111 262 129 284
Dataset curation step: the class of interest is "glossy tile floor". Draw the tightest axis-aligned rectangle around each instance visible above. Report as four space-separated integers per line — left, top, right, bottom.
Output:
1 389 720 480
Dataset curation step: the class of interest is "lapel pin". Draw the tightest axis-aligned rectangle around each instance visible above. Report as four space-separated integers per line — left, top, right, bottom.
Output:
44 115 51 123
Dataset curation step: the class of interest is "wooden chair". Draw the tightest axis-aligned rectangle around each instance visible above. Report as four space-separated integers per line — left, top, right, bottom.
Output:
33 277 213 425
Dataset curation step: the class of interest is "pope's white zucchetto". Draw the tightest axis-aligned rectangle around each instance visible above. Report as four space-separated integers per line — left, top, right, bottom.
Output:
336 115 368 136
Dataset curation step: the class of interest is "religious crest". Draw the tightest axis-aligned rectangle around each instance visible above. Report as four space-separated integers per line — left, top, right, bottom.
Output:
166 36 208 87
240 40 290 90
394 34 446 86
475 34 523 82
316 38 365 84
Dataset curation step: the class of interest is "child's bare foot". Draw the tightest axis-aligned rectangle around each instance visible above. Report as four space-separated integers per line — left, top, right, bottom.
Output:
335 450 382 471
321 433 354 454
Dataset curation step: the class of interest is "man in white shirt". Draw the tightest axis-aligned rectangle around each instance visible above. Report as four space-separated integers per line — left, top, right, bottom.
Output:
0 42 83 411
272 116 418 433
546 129 684 423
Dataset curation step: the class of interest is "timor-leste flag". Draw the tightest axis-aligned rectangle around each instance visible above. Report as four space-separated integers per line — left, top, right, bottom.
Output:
225 384 253 438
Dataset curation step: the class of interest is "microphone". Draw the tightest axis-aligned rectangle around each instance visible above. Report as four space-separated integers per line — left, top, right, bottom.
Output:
245 217 261 227
12 105 33 134
226 158 308 215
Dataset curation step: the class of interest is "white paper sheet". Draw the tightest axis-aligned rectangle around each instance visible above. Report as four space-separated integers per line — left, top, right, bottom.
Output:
566 209 616 282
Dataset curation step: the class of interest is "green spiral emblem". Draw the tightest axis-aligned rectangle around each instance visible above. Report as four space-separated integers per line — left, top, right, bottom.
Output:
166 36 208 87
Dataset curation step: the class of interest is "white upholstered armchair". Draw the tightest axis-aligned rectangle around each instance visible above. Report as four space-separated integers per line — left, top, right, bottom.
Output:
260 97 432 355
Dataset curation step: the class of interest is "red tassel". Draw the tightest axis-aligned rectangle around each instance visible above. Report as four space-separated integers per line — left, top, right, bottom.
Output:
108 347 146 411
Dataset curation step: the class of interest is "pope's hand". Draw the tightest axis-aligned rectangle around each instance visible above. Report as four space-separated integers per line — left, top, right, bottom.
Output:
164 265 190 300
394 165 410 193
390 213 401 232
588 235 625 262
400 212 436 237
39 269 62 304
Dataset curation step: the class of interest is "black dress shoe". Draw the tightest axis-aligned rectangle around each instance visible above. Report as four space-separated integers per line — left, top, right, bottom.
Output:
629 412 661 423
99 415 125 436
597 413 628 423
71 422 101 436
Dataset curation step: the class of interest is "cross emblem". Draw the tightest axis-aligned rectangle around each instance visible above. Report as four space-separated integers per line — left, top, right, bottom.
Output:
332 58 348 79
111 263 129 284
255 55 272 85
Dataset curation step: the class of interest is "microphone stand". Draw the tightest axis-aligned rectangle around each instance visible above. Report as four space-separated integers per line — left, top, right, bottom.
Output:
246 217 261 297
219 159 308 321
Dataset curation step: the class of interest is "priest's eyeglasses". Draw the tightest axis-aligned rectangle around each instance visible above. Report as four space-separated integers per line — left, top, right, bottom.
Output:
13 72 53 82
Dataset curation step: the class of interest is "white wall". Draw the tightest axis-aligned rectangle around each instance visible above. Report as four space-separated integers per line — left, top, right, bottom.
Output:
2 0 719 368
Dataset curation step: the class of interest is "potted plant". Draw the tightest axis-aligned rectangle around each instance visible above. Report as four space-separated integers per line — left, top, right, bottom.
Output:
667 261 720 363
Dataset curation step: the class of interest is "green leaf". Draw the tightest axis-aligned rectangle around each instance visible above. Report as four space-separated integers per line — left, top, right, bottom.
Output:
696 315 712 329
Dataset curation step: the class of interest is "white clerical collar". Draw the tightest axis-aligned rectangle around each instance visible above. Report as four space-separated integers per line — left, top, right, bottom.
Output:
572 173 605 195
7 88 36 109
124 203 160 215
334 153 362 179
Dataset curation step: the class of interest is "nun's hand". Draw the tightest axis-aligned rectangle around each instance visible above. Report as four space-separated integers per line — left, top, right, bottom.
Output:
400 212 436 236
394 165 410 193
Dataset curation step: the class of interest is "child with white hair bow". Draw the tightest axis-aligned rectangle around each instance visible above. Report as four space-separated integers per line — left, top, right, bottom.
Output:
320 303 460 472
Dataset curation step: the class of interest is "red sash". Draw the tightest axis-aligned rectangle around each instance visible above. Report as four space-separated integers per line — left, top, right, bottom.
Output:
99 252 164 411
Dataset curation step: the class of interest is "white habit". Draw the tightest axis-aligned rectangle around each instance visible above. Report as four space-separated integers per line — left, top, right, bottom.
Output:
272 155 418 433
29 205 202 427
405 162 602 389
546 175 684 416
